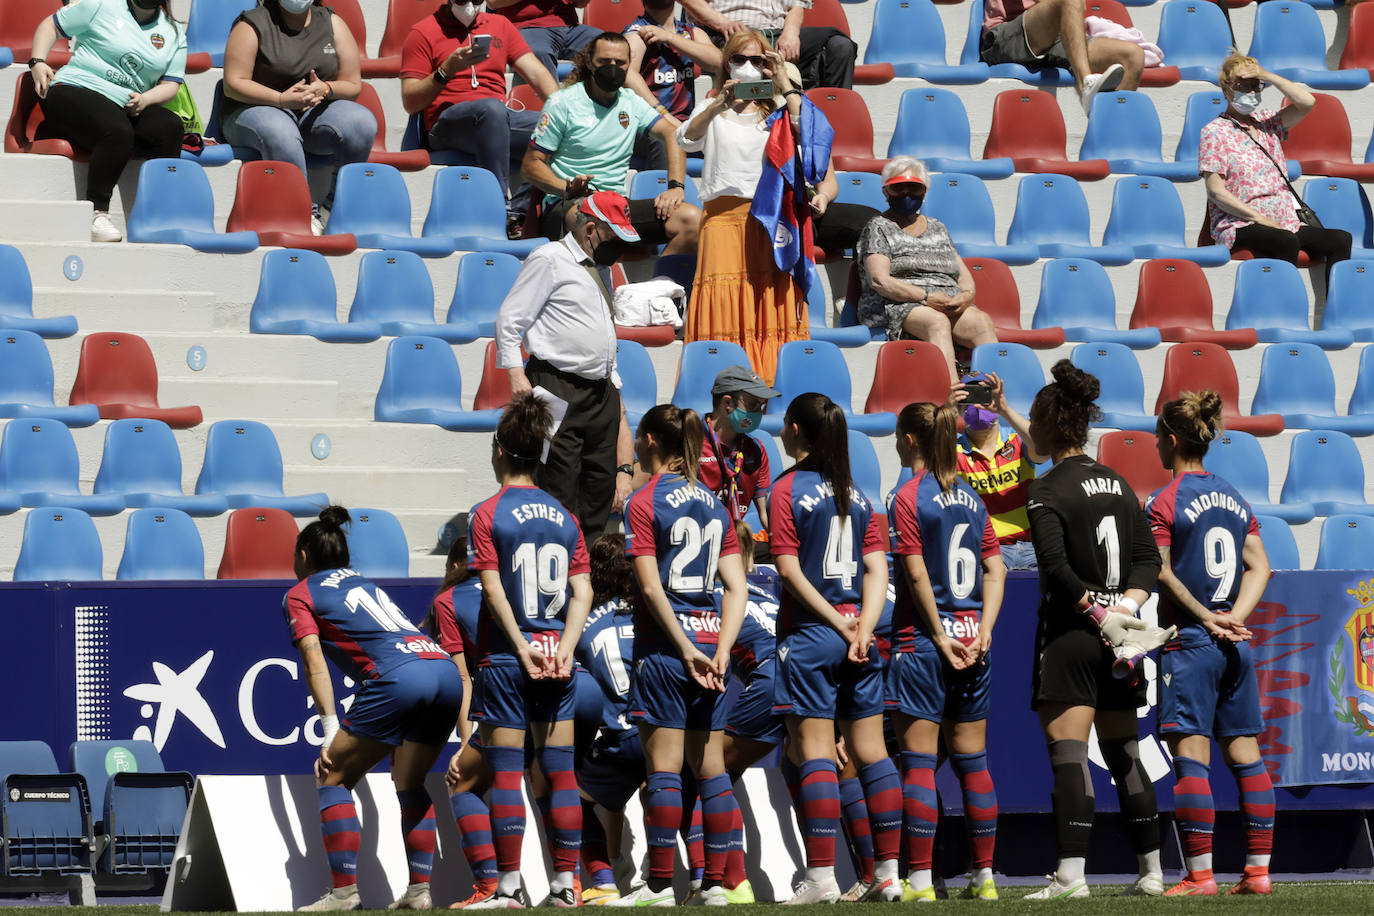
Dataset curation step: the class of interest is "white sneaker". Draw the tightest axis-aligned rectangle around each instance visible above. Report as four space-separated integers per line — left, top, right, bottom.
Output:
299 886 361 911
1121 874 1165 896
311 209 326 236
608 885 674 907
840 880 871 902
686 886 728 906
784 877 841 905
91 212 122 243
1024 875 1090 900
1080 63 1125 116
388 883 432 909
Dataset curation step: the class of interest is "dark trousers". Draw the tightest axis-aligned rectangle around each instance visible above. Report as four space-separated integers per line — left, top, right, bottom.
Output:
1233 223 1352 282
815 202 879 254
42 83 184 210
706 26 856 89
526 356 622 538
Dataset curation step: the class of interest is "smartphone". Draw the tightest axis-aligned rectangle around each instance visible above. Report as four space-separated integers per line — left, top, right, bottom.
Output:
735 80 774 100
964 384 994 407
471 35 492 59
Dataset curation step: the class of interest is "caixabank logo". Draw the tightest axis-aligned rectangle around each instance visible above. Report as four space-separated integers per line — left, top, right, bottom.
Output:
1331 582 1374 739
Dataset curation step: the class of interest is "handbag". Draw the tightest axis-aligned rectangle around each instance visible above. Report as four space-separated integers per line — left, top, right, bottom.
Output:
1233 117 1325 230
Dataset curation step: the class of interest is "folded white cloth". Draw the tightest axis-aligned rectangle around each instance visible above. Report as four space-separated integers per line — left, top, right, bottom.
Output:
613 277 685 328
1084 16 1164 68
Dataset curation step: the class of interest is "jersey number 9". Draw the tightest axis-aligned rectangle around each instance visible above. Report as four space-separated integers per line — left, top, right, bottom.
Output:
1204 526 1237 603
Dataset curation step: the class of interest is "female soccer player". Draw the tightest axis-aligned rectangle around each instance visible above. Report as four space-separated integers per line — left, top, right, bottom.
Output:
286 507 461 911
1023 360 1167 900
887 401 1006 902
770 393 903 904
466 393 594 908
1148 392 1275 897
621 404 749 906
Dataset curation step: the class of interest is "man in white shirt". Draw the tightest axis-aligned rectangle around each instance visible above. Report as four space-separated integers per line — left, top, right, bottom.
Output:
496 191 639 537
676 0 855 89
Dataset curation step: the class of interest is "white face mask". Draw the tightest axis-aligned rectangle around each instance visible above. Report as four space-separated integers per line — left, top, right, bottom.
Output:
1231 90 1262 116
279 0 313 14
730 62 763 82
451 1 480 25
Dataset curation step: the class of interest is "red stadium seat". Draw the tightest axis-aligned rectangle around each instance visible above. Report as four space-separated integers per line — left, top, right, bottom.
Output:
509 83 545 114
217 508 299 579
1081 0 1179 85
1096 431 1171 504
983 90 1110 180
330 0 398 79
1281 93 1374 182
1129 259 1257 348
1155 342 1285 436
0 0 70 67
803 0 894 85
585 0 643 34
616 326 677 346
965 257 1065 348
5 73 85 159
378 0 444 66
473 340 513 411
864 340 952 416
226 161 359 255
1339 2 1374 77
68 332 204 428
805 88 886 173
356 82 431 171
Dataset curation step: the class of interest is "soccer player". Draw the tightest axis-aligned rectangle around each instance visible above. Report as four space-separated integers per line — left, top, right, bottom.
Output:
1147 391 1275 897
1022 360 1167 899
466 393 594 908
887 401 1006 901
286 507 462 911
770 393 903 904
620 404 749 906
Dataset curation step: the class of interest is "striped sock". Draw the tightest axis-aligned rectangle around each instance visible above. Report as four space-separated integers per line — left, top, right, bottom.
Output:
798 758 840 868
396 788 436 885
1231 760 1274 870
318 785 360 889
1171 756 1214 879
645 770 683 881
538 744 581 874
838 776 875 884
950 752 998 871
482 744 527 873
859 758 903 867
900 751 938 873
781 755 801 805
449 791 497 881
683 796 705 883
700 773 740 884
580 800 614 887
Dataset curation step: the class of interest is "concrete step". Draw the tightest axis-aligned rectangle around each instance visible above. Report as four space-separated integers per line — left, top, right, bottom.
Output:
160 377 340 420
34 287 218 334
0 199 93 244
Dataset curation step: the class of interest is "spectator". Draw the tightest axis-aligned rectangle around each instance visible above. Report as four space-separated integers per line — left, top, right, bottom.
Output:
1200 54 1351 279
28 0 187 243
401 1 559 234
624 0 722 170
222 0 375 233
488 0 600 80
700 366 781 528
677 0 856 90
855 157 997 379
979 0 1142 115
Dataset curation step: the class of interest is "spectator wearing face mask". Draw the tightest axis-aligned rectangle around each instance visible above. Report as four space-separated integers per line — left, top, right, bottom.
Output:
623 0 722 171
699 365 781 528
486 0 601 80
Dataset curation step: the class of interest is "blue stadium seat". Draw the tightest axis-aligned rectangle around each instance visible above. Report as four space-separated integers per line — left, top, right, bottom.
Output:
807 276 872 347
343 507 410 578
0 740 93 873
1280 429 1374 516
739 430 784 532
94 419 228 516
67 740 192 874
1203 430 1315 524
885 88 1013 178
832 171 887 213
671 340 752 417
126 159 259 253
374 336 502 431
1079 93 1199 181
1348 344 1374 418
14 508 103 581
1302 177 1374 256
959 0 1073 86
1174 91 1300 181
761 341 895 436
250 249 382 342
399 111 474 166
1248 1 1370 90
1156 0 1234 82
1226 259 1355 348
0 245 77 337
349 250 472 342
1251 342 1374 436
193 420 330 513
1034 259 1161 348
1102 177 1231 265
866 0 989 83
628 170 704 209
1069 343 1155 431
1254 515 1301 569
446 251 522 340
0 329 100 426
848 429 883 508
116 508 206 580
971 342 1045 416
0 419 123 515
421 167 542 257
617 339 658 430
328 163 453 257
923 173 1039 265
185 0 254 68
1315 514 1374 569
1007 174 1134 265
1317 259 1374 341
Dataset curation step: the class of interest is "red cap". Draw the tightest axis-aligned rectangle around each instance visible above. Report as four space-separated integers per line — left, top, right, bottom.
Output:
581 191 640 242
882 172 927 188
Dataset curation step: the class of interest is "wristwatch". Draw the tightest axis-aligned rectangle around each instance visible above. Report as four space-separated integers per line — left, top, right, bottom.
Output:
666 179 685 191
616 464 634 476
28 58 46 70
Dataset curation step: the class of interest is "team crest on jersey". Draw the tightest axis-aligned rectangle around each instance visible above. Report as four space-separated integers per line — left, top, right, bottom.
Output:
1331 583 1374 737
618 110 630 129
150 33 165 50
999 441 1017 460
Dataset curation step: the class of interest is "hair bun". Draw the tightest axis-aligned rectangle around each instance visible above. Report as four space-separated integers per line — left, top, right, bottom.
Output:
1050 359 1100 403
318 505 352 527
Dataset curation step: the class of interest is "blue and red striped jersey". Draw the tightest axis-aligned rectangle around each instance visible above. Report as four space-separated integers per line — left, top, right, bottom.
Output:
434 578 482 675
576 598 636 736
718 568 780 678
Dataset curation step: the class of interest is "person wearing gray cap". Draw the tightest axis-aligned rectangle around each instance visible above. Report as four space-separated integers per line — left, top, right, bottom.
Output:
699 365 781 530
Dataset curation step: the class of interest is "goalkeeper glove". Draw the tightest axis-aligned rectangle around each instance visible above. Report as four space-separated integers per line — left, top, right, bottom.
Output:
1110 623 1178 679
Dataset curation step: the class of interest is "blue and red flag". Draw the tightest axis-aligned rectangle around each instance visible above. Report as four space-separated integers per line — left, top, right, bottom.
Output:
749 98 834 299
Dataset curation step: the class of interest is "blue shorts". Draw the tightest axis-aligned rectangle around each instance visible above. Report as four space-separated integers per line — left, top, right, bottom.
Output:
343 658 463 747
886 646 991 723
473 657 579 729
630 649 730 731
725 661 785 746
577 731 645 811
1159 639 1262 739
773 626 885 721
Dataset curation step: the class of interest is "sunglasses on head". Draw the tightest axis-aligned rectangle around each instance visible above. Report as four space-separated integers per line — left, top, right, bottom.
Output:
729 54 766 67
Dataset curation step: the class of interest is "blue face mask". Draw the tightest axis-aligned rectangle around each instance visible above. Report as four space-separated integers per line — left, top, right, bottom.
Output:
727 405 764 434
888 194 923 217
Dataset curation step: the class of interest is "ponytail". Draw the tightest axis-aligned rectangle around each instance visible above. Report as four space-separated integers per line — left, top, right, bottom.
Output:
1159 389 1224 460
895 402 960 492
296 505 351 573
494 391 553 475
786 392 852 518
638 404 704 486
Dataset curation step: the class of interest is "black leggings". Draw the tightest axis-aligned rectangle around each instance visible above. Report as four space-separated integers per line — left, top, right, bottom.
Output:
41 83 184 210
1233 222 1352 281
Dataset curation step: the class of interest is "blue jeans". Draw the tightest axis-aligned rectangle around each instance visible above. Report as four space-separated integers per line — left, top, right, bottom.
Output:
1000 539 1038 570
222 99 376 207
519 24 601 78
428 97 541 220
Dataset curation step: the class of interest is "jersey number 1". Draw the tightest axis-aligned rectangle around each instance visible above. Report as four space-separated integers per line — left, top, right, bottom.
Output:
512 543 569 620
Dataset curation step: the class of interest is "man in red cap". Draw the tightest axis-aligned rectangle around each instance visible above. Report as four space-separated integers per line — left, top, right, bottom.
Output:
494 190 641 537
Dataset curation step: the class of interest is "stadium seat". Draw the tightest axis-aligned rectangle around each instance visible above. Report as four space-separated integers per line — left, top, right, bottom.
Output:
0 245 77 337
1007 175 1134 265
377 0 445 65
616 339 659 430
958 0 1073 86
1174 91 1226 174
1079 93 1197 181
5 72 83 159
94 419 230 516
848 430 884 507
1103 176 1230 265
1302 177 1374 255
832 171 886 213
671 340 753 417
349 250 473 342
324 0 393 78
1069 343 1155 431
1226 259 1354 348
837 262 887 343
1315 514 1374 568
226 161 358 255
1255 514 1301 569
0 330 100 426
885 88 1011 178
1247 2 1370 90
68 332 204 428
803 0 894 83
250 249 381 342
445 251 522 340
421 166 543 257
329 163 453 257
0 418 122 514
1280 429 1374 516
983 91 1110 181
67 740 192 874
762 341 894 435
1324 260 1374 341
1033 258 1161 347
1283 94 1374 182
585 0 641 32
805 88 886 172
0 740 93 873
374 335 503 430
186 0 254 69
116 509 206 581
1155 343 1284 436
923 173 1039 265
1347 341 1374 419
0 1 68 65
1339 1 1374 77
1096 431 1171 504
194 420 329 514
863 340 953 417
970 342 1044 416
127 159 259 253
473 339 519 411
1155 0 1234 82
808 282 872 347
1202 430 1314 523
217 507 299 579
966 258 1063 348
629 170 704 210
1128 259 1257 348
354 81 430 171
343 508 410 578
1251 342 1374 436
862 0 987 83
399 109 475 167
14 508 103 581
1082 0 1179 83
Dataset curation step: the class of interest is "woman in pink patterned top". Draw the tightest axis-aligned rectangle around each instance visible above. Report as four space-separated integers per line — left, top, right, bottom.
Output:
1199 53 1350 278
